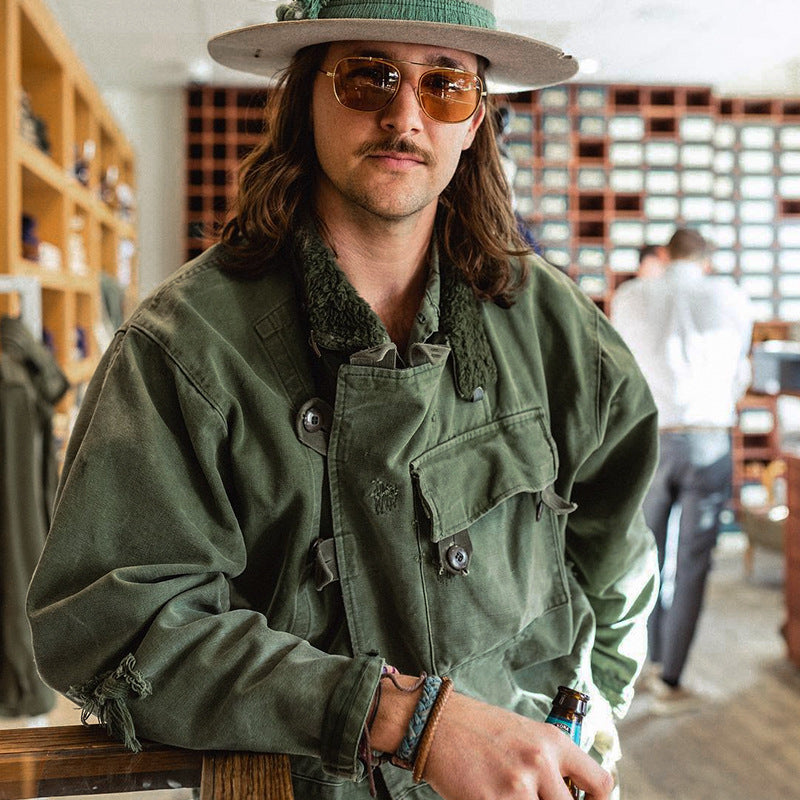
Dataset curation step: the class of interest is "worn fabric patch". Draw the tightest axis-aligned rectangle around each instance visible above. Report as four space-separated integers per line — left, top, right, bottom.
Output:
368 479 399 515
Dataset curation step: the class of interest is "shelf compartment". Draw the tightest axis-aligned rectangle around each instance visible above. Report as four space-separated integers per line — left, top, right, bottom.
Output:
72 288 97 365
577 219 606 241
17 136 66 192
743 99 779 116
21 161 66 261
576 116 605 137
576 246 606 270
613 194 643 215
540 114 570 137
607 115 644 140
680 115 716 141
19 4 65 165
575 168 606 190
611 87 642 109
575 86 607 111
576 139 606 161
537 194 568 217
576 273 607 297
66 201 95 277
99 222 118 280
609 220 644 247
644 195 679 220
41 285 67 362
576 192 605 212
608 141 643 166
72 85 99 191
647 116 677 137
781 199 800 217
609 169 644 193
685 87 713 108
541 140 571 162
649 88 677 107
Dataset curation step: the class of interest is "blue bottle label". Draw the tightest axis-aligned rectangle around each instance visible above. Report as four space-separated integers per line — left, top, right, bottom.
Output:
545 713 582 745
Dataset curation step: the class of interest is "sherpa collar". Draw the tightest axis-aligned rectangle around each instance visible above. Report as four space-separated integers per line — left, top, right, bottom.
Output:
297 226 497 401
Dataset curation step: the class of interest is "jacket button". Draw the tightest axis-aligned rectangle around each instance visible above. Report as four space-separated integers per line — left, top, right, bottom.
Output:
303 407 323 432
446 544 470 572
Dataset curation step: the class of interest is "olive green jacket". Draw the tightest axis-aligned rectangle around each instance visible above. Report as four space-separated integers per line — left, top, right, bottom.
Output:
28 229 658 799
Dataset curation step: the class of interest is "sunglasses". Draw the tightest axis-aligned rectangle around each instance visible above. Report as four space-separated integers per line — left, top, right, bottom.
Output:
319 56 486 124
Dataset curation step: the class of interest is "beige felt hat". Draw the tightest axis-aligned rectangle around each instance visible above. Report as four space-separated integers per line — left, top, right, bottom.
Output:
208 0 578 94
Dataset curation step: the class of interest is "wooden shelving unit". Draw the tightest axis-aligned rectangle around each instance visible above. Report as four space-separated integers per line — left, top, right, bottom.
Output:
730 322 800 511
732 392 782 509
0 0 138 432
502 83 800 317
184 86 267 260
182 82 800 322
782 453 800 666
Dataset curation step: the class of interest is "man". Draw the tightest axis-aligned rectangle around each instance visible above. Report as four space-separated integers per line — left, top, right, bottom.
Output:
636 244 667 280
611 227 754 713
28 2 659 798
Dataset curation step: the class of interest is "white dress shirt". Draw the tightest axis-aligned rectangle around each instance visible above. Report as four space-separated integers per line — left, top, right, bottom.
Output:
610 260 754 429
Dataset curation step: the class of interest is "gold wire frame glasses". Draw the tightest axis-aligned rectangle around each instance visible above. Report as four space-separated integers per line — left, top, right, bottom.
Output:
319 56 487 124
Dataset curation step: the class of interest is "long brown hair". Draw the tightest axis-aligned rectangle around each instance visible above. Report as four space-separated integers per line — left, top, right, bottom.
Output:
219 44 530 305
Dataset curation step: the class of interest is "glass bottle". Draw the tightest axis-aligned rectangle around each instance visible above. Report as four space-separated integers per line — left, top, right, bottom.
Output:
545 685 590 799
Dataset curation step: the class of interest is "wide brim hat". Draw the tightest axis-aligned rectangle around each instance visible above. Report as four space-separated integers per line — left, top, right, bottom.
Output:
208 0 578 94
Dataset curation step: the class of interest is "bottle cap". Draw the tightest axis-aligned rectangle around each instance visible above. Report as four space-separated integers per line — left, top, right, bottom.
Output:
554 686 589 716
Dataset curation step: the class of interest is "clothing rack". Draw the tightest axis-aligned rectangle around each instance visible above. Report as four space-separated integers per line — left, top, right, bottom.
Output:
0 275 42 340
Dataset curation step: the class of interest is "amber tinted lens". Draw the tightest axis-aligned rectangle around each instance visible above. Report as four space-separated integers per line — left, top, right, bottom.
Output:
418 68 482 122
333 57 400 112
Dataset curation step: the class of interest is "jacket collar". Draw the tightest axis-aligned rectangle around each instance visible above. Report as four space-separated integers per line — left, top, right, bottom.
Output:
297 225 497 401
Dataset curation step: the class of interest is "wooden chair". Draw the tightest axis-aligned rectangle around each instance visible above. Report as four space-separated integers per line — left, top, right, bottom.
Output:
0 725 294 799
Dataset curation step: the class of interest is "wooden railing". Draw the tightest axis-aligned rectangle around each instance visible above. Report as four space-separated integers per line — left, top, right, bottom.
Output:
0 725 294 799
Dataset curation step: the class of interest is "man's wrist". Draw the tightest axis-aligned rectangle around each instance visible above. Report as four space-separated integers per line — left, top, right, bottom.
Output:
369 673 424 753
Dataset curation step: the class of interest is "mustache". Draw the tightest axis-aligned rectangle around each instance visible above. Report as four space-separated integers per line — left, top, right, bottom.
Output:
356 136 434 165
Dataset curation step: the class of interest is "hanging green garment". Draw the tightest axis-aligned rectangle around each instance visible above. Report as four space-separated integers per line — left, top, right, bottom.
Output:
0 314 68 717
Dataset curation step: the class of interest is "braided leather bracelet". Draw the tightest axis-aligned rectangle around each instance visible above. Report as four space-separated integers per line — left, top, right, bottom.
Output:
412 676 454 783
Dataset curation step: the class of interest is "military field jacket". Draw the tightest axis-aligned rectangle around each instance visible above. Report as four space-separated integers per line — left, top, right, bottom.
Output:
28 229 658 799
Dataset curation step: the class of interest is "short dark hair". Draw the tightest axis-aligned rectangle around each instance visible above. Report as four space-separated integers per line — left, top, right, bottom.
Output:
638 244 661 264
667 228 711 261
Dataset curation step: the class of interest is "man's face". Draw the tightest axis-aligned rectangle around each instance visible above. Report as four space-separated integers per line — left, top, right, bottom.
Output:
311 40 485 224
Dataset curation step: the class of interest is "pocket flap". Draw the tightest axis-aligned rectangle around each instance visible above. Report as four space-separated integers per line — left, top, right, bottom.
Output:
411 408 558 542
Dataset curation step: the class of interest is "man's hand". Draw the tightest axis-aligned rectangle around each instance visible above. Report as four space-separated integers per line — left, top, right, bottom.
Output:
372 678 614 800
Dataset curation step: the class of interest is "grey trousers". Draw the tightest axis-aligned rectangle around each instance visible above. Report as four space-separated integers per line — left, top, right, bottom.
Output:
643 430 732 685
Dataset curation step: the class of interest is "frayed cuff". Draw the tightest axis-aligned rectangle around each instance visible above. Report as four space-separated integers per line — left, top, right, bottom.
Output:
67 653 152 752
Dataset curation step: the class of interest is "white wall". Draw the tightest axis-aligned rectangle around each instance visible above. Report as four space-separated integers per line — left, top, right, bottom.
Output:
102 88 186 299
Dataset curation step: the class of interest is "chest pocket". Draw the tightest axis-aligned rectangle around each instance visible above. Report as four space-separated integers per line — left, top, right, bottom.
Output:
411 408 573 672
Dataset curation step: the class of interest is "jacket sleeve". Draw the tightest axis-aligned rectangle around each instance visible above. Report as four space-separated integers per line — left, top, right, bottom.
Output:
566 316 660 717
27 327 380 780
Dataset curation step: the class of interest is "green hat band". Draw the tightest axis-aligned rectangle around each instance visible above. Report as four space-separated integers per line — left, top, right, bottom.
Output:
276 0 496 29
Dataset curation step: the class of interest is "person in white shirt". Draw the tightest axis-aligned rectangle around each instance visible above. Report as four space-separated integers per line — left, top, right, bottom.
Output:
636 244 667 280
611 227 754 712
